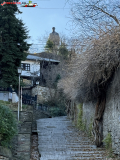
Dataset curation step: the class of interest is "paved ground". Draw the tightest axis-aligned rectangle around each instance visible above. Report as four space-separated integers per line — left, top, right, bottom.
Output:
37 116 107 160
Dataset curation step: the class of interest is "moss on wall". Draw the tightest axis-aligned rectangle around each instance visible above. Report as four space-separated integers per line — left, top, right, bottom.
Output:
77 104 86 131
75 104 94 140
88 118 93 138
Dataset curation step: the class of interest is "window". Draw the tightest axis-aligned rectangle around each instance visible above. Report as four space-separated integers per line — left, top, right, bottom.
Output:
21 63 30 71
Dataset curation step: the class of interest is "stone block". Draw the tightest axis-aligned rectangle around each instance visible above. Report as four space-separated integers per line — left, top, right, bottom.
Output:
18 122 32 134
13 111 33 123
0 146 12 159
17 134 31 160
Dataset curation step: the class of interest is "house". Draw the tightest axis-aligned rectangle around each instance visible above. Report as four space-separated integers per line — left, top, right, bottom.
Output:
21 54 60 88
0 53 60 103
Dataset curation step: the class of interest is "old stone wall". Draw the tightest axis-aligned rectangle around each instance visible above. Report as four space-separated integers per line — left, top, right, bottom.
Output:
103 67 120 155
0 156 9 160
31 86 55 103
0 146 12 160
67 67 120 155
82 101 96 131
11 111 33 160
74 67 120 155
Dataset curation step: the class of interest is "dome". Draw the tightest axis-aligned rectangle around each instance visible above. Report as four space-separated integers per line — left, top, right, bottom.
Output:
49 27 60 45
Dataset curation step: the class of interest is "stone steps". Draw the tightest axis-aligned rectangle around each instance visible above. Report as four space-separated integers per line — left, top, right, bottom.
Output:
37 116 107 160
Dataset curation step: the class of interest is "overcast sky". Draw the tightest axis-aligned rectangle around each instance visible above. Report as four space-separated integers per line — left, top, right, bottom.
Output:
16 0 73 53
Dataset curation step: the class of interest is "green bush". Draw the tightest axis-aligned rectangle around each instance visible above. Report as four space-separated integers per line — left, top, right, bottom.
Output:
49 107 66 117
0 104 17 147
103 133 112 149
103 133 114 157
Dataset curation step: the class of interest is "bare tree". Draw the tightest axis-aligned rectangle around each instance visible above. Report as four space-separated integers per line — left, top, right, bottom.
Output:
68 0 120 37
58 26 120 147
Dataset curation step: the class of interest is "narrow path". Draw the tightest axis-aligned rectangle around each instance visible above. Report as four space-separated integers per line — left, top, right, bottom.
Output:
37 116 107 160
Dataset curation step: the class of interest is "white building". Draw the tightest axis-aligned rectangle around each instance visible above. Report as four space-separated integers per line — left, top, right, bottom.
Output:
21 54 60 88
0 54 60 102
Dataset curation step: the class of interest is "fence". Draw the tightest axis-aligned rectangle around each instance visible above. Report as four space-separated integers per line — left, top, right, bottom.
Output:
22 94 37 105
37 104 50 111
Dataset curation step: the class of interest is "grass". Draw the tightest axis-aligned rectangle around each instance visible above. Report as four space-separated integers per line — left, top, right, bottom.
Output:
0 100 32 111
102 133 115 158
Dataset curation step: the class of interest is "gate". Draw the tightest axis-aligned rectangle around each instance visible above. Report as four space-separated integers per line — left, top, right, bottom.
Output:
22 94 37 105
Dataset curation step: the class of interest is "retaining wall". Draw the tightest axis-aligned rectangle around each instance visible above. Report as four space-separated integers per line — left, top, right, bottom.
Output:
73 68 120 155
103 67 120 155
11 111 33 160
0 146 12 160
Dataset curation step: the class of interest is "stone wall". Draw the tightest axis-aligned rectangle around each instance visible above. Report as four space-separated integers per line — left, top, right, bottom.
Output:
31 86 55 103
103 67 120 155
82 101 96 131
11 111 33 160
0 156 9 160
74 67 120 155
0 146 12 160
67 67 120 155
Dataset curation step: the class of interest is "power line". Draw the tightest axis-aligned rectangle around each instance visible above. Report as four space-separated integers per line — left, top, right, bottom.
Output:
0 42 85 46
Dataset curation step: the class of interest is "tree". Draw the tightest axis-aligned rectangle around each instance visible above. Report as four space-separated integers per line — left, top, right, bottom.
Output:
44 39 54 52
0 1 31 88
69 0 120 37
58 26 120 147
58 43 69 59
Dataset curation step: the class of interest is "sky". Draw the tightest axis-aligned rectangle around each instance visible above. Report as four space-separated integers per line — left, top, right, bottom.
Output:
16 0 73 53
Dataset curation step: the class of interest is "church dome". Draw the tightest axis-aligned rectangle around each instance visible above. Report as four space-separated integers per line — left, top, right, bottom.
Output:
49 27 60 45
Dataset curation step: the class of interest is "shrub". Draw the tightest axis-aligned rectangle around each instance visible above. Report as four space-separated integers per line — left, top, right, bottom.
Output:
58 27 120 103
103 133 112 149
49 107 66 117
0 104 17 147
103 133 113 157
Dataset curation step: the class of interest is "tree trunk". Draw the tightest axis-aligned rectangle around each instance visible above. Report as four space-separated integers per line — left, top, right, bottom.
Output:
92 92 106 147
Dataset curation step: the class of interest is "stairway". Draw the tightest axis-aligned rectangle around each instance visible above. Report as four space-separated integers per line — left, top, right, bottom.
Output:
37 116 108 160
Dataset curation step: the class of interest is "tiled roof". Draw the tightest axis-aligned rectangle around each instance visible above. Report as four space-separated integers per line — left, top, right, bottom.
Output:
26 55 60 63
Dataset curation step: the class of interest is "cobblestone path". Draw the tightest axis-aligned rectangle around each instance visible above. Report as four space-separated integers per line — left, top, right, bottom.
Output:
37 116 107 160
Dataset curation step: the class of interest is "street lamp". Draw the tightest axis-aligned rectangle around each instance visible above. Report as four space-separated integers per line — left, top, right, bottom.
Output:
36 80 39 109
18 67 22 121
